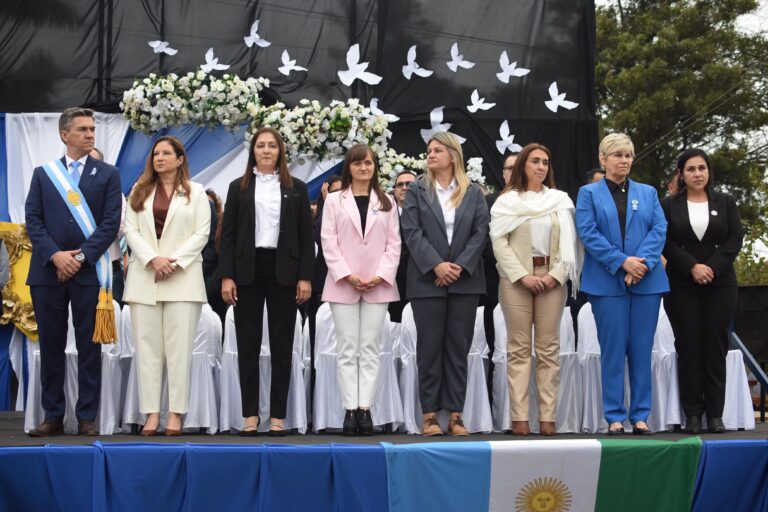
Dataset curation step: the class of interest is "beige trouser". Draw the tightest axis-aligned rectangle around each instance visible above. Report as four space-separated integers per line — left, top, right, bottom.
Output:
499 265 566 421
131 301 202 414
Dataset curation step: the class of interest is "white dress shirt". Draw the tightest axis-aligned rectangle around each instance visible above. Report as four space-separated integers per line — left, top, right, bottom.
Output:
64 155 88 181
523 190 552 257
687 200 709 241
253 169 281 248
436 179 457 245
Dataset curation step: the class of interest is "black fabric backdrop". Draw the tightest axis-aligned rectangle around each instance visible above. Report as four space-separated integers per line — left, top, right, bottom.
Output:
0 0 598 195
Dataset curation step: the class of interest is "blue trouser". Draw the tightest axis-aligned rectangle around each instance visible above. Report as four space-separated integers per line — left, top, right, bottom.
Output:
588 292 662 424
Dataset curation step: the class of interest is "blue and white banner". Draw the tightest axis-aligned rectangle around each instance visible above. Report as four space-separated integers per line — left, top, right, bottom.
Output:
0 113 341 223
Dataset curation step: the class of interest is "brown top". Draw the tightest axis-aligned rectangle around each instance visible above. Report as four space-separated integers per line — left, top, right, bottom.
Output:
153 184 172 239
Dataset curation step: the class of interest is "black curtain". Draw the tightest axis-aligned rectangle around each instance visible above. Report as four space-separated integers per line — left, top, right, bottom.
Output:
0 0 598 197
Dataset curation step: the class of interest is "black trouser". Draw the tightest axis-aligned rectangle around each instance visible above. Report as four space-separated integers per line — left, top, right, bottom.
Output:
31 281 101 422
412 294 479 413
663 285 737 419
234 249 296 419
111 260 124 307
482 298 496 405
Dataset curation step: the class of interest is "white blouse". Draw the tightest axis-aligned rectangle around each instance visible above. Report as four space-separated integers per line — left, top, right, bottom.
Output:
687 200 709 241
436 179 457 245
523 191 552 257
253 169 281 248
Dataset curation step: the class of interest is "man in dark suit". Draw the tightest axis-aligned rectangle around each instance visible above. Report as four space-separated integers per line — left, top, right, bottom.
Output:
388 170 416 322
25 107 122 436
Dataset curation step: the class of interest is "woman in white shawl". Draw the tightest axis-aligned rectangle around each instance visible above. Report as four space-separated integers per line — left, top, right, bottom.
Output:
490 143 582 436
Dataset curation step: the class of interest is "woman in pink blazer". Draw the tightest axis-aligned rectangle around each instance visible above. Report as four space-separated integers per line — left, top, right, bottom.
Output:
321 144 401 435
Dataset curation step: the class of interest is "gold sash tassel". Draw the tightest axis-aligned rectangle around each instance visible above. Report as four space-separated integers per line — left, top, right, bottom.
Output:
92 288 118 344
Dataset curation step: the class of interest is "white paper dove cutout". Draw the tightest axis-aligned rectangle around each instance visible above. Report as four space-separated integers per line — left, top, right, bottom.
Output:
420 107 466 144
446 43 475 72
244 20 271 48
545 82 579 112
402 45 434 80
278 50 307 76
496 51 530 83
147 40 178 56
495 121 523 154
201 48 230 73
370 99 399 123
467 89 496 113
337 44 382 86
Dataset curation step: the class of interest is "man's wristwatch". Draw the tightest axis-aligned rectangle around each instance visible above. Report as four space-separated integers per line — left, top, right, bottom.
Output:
74 253 86 263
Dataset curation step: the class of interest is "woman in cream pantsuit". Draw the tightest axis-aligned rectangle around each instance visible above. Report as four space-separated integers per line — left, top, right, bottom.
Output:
124 136 211 436
321 144 401 436
490 144 581 436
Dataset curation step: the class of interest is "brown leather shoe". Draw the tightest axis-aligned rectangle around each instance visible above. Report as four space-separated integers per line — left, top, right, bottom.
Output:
421 413 443 436
78 420 99 436
28 420 64 437
164 428 182 437
448 415 470 436
539 421 556 437
512 421 531 436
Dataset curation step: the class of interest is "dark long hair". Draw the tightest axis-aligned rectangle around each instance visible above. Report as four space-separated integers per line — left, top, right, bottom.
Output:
339 144 392 212
502 143 557 194
675 148 713 193
240 127 293 191
129 136 191 211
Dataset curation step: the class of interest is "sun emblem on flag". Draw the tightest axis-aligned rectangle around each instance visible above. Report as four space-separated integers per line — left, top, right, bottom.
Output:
515 477 573 512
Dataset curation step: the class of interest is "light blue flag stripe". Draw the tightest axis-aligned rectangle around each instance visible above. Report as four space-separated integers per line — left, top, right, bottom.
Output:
384 441 491 512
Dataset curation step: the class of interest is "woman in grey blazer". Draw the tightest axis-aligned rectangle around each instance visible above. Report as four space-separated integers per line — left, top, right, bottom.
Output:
401 132 489 436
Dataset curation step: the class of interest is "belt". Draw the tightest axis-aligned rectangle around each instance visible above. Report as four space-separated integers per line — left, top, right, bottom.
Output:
532 256 550 267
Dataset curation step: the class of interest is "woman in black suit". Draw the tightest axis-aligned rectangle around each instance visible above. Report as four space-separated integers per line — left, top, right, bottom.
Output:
218 127 314 436
661 148 743 434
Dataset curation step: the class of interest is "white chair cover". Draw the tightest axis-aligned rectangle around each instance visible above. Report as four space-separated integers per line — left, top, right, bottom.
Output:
719 350 755 430
219 305 307 434
9 328 26 411
24 301 122 434
577 302 611 434
648 307 681 432
372 316 405 429
122 303 221 434
397 303 422 434
492 305 583 433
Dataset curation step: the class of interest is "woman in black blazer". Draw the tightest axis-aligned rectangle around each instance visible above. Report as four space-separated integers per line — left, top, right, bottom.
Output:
218 127 314 436
661 148 743 434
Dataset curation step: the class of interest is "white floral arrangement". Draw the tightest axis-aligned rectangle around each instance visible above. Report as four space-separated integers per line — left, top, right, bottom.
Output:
121 70 269 133
246 98 392 165
378 148 427 190
465 157 486 186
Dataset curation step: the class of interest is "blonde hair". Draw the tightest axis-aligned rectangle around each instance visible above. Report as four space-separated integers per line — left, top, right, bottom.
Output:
426 132 469 208
599 132 635 157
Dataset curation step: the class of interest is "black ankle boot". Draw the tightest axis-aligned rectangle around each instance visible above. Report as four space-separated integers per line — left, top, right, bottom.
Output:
343 410 359 436
708 417 726 434
357 409 374 436
684 415 701 434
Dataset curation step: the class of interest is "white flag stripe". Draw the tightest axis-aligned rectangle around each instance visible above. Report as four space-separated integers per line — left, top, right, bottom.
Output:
489 440 601 512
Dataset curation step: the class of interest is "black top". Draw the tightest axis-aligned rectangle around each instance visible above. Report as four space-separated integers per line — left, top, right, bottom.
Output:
355 195 370 234
605 178 629 241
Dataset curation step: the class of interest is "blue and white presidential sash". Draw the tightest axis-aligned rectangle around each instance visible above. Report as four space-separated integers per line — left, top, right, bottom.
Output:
41 159 117 343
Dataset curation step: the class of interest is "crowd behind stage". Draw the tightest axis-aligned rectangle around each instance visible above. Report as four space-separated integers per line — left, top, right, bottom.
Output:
20 107 744 438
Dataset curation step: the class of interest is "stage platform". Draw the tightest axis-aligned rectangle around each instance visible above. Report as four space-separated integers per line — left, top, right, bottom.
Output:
1 412 767 512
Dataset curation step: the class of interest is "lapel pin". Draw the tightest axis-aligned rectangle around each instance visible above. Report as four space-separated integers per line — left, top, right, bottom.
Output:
631 199 638 211
177 191 185 198
711 210 718 216
90 169 96 176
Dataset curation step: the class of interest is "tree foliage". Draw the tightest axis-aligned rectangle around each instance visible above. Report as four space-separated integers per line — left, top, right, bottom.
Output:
596 0 768 252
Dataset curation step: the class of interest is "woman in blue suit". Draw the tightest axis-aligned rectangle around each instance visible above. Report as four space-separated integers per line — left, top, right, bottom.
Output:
575 133 669 435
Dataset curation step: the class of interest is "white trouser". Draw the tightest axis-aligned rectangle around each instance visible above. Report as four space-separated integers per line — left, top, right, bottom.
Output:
329 301 388 410
131 301 202 414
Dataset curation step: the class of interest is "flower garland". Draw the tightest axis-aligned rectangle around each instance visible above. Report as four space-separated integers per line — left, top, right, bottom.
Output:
121 70 486 185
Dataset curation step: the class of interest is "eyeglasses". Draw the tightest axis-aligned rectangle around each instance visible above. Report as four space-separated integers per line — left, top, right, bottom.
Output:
394 182 411 189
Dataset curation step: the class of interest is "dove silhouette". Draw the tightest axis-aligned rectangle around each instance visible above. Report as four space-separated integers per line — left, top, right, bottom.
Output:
201 48 230 73
545 82 579 112
420 107 466 144
337 44 382 86
147 40 178 55
496 51 530 83
446 43 475 72
402 45 434 80
495 121 523 154
467 89 496 113
370 98 400 123
278 50 307 76
244 20 271 48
